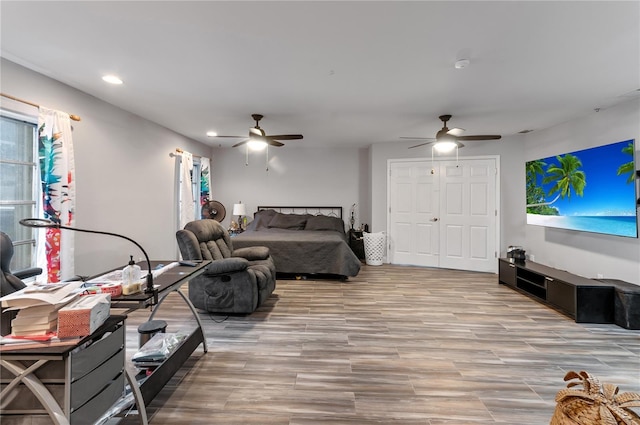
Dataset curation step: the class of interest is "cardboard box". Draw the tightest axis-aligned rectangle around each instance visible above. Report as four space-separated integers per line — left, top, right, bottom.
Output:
57 293 111 338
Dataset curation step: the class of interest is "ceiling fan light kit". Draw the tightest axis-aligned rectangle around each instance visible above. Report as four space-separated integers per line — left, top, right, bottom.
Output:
433 141 460 153
403 114 501 154
210 113 303 171
247 140 268 151
230 114 303 149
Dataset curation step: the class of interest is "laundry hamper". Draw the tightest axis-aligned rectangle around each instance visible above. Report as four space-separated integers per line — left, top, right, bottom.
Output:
363 232 386 266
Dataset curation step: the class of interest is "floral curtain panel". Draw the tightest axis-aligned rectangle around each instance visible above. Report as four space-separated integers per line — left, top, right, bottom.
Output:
200 157 211 206
37 107 75 282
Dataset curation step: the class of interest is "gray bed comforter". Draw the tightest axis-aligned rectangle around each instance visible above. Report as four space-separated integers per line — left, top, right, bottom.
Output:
232 228 361 277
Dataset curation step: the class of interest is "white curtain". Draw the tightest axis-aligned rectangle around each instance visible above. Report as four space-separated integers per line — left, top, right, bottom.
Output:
37 107 75 282
179 151 195 229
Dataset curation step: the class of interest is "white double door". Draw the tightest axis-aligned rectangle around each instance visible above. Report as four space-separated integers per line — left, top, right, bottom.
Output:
388 158 498 273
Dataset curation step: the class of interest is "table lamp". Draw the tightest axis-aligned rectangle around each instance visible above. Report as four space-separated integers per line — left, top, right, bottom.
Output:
19 218 157 303
233 202 246 232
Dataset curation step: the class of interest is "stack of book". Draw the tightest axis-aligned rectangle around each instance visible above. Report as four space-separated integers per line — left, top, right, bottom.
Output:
0 281 83 337
10 300 72 336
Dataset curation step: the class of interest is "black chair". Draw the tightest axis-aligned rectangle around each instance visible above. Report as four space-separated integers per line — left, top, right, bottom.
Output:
1 231 42 335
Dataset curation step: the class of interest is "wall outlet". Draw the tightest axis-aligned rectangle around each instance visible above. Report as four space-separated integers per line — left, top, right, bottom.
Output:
597 273 604 279
529 254 535 261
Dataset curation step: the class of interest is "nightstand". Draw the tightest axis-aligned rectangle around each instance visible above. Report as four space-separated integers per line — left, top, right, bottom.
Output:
348 229 365 260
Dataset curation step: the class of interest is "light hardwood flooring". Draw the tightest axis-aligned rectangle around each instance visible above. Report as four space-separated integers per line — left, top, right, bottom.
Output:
123 264 640 424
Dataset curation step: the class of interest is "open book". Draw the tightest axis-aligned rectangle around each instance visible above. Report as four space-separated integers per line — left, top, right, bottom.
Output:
1 281 83 309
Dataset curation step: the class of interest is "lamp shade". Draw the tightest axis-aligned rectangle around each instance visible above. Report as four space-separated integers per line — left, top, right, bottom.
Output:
233 203 246 216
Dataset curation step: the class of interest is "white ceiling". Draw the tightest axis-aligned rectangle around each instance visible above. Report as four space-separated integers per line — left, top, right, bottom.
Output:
1 1 639 148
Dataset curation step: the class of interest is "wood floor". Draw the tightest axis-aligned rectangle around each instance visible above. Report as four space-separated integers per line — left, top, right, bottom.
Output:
123 264 640 425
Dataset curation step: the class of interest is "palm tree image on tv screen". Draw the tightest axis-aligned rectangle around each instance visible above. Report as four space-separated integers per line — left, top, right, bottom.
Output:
526 139 638 238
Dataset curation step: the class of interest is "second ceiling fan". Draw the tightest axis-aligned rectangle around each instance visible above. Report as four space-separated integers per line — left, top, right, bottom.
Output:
402 115 501 152
215 114 303 148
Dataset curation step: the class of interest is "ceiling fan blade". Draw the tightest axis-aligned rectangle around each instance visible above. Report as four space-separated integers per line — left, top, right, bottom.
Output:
400 137 435 140
231 139 250 148
457 135 502 141
446 127 465 137
268 134 303 140
214 135 245 138
408 142 434 149
266 139 285 147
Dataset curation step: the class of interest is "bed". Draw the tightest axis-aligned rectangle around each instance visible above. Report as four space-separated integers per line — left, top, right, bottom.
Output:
231 206 361 279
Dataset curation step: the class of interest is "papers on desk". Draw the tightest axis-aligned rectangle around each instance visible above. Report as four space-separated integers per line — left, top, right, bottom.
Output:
1 281 83 309
86 262 180 286
86 270 123 285
0 334 82 350
150 261 180 278
0 281 84 337
84 262 180 295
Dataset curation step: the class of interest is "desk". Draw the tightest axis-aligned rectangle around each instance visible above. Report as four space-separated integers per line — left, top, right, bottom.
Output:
106 260 211 422
1 260 210 425
1 316 126 425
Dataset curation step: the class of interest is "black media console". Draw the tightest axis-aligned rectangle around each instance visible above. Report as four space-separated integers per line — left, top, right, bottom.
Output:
498 258 614 323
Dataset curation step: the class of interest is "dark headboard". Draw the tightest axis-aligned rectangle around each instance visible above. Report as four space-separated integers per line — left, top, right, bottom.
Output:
257 206 342 219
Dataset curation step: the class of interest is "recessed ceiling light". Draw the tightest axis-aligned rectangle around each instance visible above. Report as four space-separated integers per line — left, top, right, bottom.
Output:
102 75 123 85
454 59 470 69
206 131 218 137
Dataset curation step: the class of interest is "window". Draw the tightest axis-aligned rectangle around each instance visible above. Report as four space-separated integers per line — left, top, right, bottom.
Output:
0 114 38 271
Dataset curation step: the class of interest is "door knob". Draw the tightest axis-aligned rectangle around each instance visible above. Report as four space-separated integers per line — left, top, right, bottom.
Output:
431 218 439 222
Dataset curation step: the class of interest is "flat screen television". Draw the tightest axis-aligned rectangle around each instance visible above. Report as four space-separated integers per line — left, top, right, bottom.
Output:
526 139 638 238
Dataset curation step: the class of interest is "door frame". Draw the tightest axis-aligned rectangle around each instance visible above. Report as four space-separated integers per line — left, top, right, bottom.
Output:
386 155 501 273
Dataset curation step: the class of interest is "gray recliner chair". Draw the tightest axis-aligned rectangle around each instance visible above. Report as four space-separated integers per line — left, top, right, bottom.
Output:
176 219 276 314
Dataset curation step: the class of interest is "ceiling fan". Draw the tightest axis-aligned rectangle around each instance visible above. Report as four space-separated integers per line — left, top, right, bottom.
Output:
402 115 501 152
215 114 303 149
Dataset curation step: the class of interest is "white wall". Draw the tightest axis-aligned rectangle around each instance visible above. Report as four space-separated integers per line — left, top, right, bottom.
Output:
1 59 211 277
209 145 364 229
523 99 640 284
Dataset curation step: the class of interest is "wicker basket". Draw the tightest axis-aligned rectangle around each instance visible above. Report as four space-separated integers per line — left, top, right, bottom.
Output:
550 371 640 425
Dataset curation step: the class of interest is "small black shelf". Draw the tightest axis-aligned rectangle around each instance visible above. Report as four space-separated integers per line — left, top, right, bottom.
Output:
517 278 546 299
348 229 365 260
517 268 546 288
136 326 205 405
